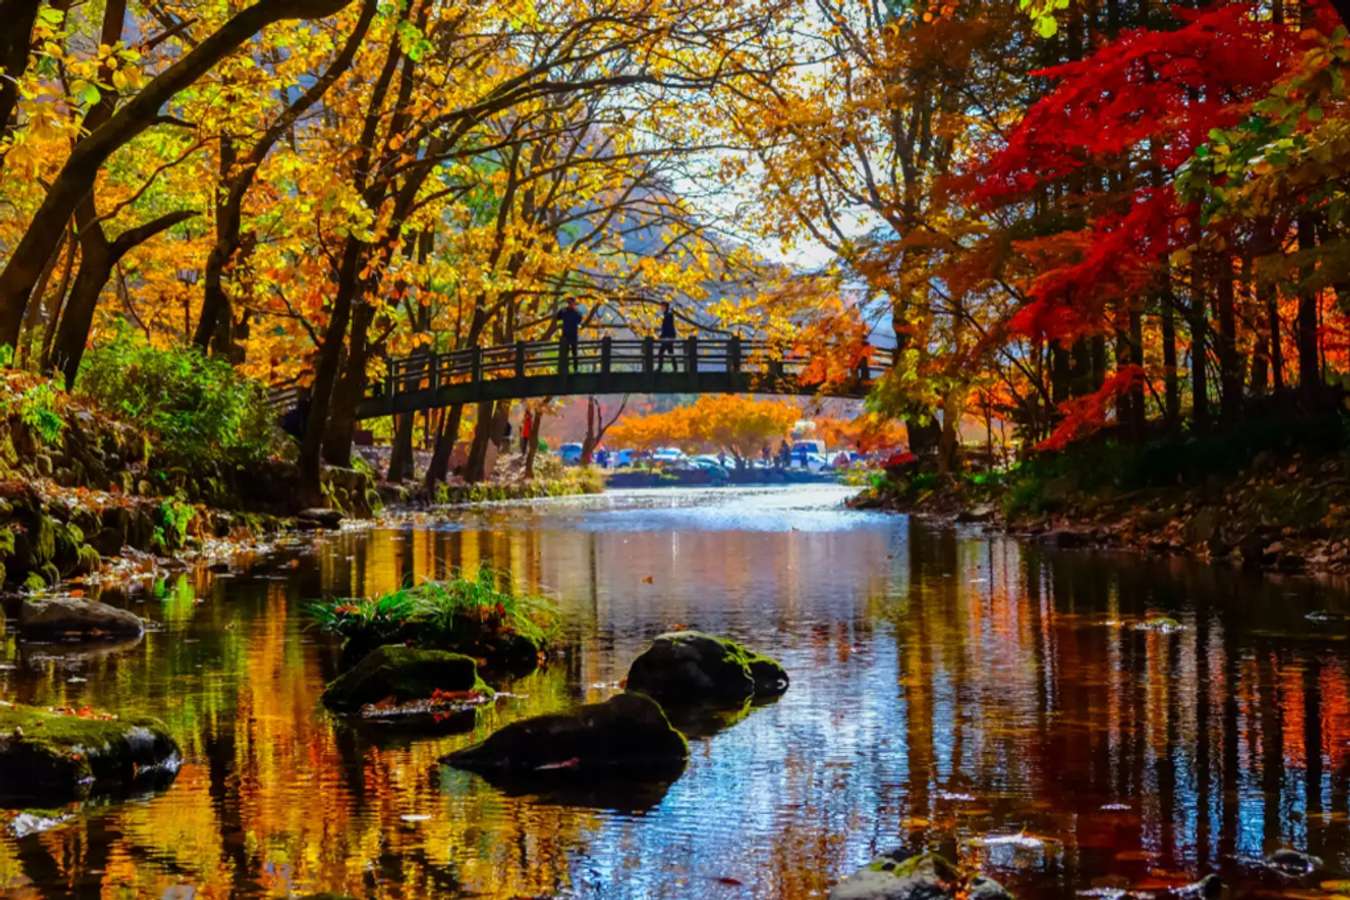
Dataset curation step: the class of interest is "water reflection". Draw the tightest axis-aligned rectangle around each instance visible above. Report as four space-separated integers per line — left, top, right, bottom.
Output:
0 485 1346 898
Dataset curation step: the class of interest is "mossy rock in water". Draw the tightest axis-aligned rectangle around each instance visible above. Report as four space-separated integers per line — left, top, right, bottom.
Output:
0 704 180 806
321 645 490 713
831 851 1011 900
443 691 688 776
338 627 544 675
626 631 788 707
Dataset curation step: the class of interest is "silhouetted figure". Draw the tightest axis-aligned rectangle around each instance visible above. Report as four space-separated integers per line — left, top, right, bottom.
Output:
656 302 678 372
558 298 583 372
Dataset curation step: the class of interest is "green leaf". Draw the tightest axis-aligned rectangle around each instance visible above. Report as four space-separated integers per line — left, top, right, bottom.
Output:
73 80 100 106
1034 14 1058 37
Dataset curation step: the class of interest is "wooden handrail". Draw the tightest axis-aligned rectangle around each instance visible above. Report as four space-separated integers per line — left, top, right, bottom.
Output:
269 337 896 416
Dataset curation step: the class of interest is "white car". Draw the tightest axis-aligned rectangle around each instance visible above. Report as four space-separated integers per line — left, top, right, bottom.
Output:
652 447 686 464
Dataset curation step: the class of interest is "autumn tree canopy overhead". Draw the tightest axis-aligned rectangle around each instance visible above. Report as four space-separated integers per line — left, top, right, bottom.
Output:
0 0 1347 483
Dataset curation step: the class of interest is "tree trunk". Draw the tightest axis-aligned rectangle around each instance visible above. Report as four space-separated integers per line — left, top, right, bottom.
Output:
1050 343 1071 404
1296 212 1321 406
1215 254 1241 422
581 398 599 465
17 225 67 367
1189 262 1209 425
50 202 195 386
424 403 463 487
523 410 540 479
463 401 495 483
0 0 42 151
322 299 374 467
387 414 415 481
1128 309 1145 436
907 416 941 462
298 240 361 507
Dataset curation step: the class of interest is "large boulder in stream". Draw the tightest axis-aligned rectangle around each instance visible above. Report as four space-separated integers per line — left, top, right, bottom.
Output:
625 631 788 706
0 703 180 805
20 595 144 640
322 645 492 713
830 851 1012 900
443 691 688 776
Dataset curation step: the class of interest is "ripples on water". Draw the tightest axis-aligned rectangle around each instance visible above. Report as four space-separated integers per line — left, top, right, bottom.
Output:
0 485 1348 898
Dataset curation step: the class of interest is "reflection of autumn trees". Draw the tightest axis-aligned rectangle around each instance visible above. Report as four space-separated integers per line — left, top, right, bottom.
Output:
1 514 1347 897
886 525 1350 881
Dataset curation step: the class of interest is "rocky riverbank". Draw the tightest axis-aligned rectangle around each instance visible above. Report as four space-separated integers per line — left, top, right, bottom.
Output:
0 370 379 596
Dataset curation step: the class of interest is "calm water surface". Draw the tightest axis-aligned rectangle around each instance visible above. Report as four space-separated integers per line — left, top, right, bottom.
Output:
1 485 1348 898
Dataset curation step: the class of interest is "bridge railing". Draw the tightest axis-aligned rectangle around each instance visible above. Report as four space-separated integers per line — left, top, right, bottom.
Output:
352 337 894 407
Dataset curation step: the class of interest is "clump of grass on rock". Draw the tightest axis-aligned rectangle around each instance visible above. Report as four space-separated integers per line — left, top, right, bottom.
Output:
306 568 560 670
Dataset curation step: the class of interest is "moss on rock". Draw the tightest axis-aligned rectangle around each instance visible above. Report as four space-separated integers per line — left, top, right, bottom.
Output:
626 631 790 707
321 645 491 712
0 704 180 805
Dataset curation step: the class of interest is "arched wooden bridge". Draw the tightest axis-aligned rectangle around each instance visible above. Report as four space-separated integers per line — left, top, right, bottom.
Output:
272 336 894 420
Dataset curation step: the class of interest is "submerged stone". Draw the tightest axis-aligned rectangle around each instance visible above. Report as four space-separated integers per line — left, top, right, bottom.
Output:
1264 848 1321 877
830 851 964 900
321 645 490 713
0 704 180 805
20 595 144 640
1170 875 1223 900
625 631 789 706
443 691 688 775
831 852 1015 900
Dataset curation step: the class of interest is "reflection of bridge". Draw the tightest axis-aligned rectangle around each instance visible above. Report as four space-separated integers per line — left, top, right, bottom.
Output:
273 337 894 420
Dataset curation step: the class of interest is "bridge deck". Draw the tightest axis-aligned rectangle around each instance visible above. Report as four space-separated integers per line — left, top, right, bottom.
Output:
272 336 892 420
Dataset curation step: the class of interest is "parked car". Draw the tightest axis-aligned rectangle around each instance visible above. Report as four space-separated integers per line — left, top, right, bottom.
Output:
558 442 584 465
614 448 635 467
690 457 731 479
652 447 686 464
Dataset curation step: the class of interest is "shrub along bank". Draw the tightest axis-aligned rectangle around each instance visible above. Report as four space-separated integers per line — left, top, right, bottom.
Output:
852 413 1350 574
0 337 379 592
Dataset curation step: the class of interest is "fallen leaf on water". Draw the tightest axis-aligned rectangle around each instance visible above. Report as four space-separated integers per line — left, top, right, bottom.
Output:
642 575 653 584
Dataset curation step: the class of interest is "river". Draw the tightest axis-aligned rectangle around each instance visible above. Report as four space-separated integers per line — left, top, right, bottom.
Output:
1 485 1347 898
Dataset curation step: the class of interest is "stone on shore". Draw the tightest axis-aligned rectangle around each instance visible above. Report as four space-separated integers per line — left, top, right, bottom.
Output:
321 645 490 713
443 691 688 775
626 631 788 706
20 595 144 640
0 703 180 805
296 508 344 530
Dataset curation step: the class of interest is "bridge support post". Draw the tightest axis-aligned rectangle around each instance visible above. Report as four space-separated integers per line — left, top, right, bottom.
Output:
601 336 612 375
385 358 395 399
729 336 741 378
515 341 526 380
642 337 654 388
685 336 698 377
429 352 440 393
470 347 482 385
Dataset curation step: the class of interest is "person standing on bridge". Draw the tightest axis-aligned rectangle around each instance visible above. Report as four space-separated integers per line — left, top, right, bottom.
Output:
656 301 678 372
557 297 584 373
